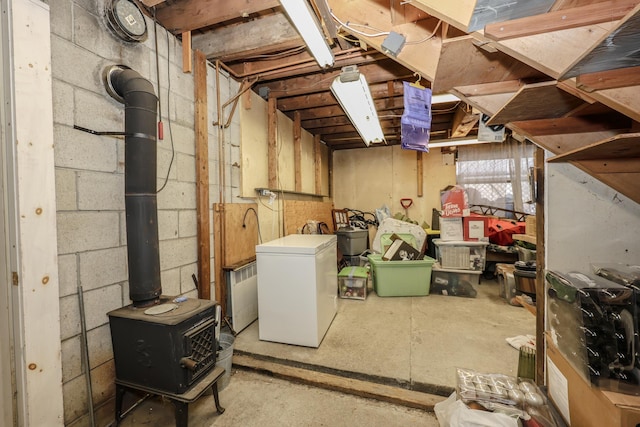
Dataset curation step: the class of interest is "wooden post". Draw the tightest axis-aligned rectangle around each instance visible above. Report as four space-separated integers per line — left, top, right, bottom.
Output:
535 146 545 385
268 97 278 189
182 31 192 73
417 151 423 197
194 50 210 299
314 134 322 195
294 111 302 192
213 203 226 315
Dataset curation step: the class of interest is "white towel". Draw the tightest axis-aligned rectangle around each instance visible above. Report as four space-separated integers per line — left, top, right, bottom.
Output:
506 334 536 350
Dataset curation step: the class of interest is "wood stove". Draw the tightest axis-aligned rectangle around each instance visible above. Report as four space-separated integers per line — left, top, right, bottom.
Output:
108 298 217 394
103 65 221 414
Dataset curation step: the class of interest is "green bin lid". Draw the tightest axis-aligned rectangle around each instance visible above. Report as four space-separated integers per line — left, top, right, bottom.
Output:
338 266 369 279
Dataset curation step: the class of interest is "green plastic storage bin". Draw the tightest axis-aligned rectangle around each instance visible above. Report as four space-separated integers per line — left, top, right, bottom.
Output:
367 254 435 297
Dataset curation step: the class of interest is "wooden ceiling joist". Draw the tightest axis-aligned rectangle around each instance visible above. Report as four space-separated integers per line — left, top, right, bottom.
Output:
256 60 414 98
192 12 302 62
155 0 280 33
228 50 383 81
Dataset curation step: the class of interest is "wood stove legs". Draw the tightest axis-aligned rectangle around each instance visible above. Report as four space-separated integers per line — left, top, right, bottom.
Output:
114 365 226 426
172 384 226 427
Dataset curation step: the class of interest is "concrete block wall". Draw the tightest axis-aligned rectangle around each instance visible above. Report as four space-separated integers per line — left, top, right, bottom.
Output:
49 1 240 425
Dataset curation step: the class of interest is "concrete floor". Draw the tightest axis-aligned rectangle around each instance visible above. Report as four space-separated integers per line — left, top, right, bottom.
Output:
234 277 535 394
115 369 440 426
115 277 535 426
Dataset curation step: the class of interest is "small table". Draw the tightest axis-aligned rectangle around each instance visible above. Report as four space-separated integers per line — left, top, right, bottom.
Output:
115 365 226 427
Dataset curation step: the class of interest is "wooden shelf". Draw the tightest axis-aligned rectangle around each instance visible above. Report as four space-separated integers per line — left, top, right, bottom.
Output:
547 132 640 162
546 133 640 205
486 81 588 126
512 234 536 246
255 188 328 199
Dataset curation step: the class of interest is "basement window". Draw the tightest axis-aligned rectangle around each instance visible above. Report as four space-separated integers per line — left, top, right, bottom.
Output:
456 140 535 216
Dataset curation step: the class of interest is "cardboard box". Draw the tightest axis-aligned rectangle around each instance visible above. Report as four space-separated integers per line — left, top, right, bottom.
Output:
463 215 489 241
525 215 536 237
546 336 640 427
382 237 421 261
439 217 463 241
440 186 469 217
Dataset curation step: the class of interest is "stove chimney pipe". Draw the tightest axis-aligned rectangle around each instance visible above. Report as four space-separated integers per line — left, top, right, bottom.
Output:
104 65 161 307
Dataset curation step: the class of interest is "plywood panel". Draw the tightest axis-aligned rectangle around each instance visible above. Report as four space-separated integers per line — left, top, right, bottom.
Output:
547 132 640 161
283 200 335 236
494 23 615 79
219 203 260 267
586 84 640 123
412 0 555 32
487 81 586 125
434 36 543 93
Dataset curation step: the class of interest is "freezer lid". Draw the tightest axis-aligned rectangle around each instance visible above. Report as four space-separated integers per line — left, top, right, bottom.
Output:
256 234 337 255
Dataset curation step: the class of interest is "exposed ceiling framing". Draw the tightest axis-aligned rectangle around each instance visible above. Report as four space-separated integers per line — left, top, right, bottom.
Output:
141 0 640 202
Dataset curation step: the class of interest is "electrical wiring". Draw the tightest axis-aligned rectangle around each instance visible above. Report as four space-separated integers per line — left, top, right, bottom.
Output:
330 10 390 38
432 102 462 113
337 33 359 43
154 11 175 194
404 20 442 45
244 46 306 61
242 207 263 243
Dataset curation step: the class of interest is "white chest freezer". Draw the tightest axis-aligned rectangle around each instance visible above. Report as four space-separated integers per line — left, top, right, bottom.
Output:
256 234 338 347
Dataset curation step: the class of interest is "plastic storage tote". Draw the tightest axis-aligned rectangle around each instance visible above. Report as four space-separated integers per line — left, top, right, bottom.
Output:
367 254 435 297
338 266 368 300
432 239 488 271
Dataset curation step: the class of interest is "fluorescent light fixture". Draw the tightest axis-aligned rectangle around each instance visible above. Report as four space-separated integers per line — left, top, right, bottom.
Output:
428 138 491 148
431 93 460 104
330 66 385 146
279 0 334 68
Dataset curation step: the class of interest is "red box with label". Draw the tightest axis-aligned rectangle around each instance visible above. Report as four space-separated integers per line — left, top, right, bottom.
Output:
463 215 489 241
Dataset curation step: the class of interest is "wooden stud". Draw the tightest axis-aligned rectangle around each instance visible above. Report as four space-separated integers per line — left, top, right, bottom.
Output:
213 203 225 315
242 87 252 110
194 50 210 300
314 134 322 195
268 97 278 189
182 31 192 73
417 151 423 198
294 111 302 192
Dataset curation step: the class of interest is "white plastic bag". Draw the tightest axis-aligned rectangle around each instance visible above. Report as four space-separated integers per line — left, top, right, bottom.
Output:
435 392 519 427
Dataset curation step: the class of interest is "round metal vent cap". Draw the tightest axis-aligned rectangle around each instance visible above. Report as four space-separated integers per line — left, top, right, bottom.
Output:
104 0 148 43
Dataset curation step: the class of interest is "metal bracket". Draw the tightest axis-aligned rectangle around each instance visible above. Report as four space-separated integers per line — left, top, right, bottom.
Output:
73 125 127 137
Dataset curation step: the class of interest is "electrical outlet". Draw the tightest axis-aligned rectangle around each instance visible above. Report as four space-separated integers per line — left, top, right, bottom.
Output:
259 189 270 196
